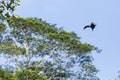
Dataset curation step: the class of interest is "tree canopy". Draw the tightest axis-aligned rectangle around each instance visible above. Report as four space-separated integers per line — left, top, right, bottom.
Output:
0 16 100 80
0 0 101 80
0 0 20 20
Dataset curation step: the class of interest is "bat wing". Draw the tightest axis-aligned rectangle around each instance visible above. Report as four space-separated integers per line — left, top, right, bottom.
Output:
83 25 90 29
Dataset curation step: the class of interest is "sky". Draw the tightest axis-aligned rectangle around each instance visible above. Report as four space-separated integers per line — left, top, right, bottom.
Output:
14 0 120 80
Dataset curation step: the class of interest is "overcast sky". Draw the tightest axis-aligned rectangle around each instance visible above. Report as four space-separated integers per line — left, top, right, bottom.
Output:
14 0 120 80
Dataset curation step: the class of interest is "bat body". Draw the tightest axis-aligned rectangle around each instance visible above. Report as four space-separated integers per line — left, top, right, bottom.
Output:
83 23 96 31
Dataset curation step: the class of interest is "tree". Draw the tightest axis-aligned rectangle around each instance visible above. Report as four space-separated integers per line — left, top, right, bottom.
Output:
16 69 47 80
0 16 100 80
0 0 20 20
0 67 18 80
0 0 101 80
0 67 47 80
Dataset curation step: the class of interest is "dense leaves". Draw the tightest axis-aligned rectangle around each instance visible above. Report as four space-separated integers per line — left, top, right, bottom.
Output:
16 69 47 80
0 16 100 80
0 1 100 80
0 23 6 32
0 0 20 20
0 68 47 80
0 68 17 80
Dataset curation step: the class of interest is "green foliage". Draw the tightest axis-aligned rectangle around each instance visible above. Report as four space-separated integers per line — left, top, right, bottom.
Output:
16 69 47 80
0 0 20 20
0 68 47 80
7 17 97 54
0 43 25 55
0 68 18 80
0 0 101 80
0 23 6 32
0 16 100 80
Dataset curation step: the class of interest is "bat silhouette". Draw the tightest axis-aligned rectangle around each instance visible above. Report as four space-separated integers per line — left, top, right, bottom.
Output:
83 22 96 31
